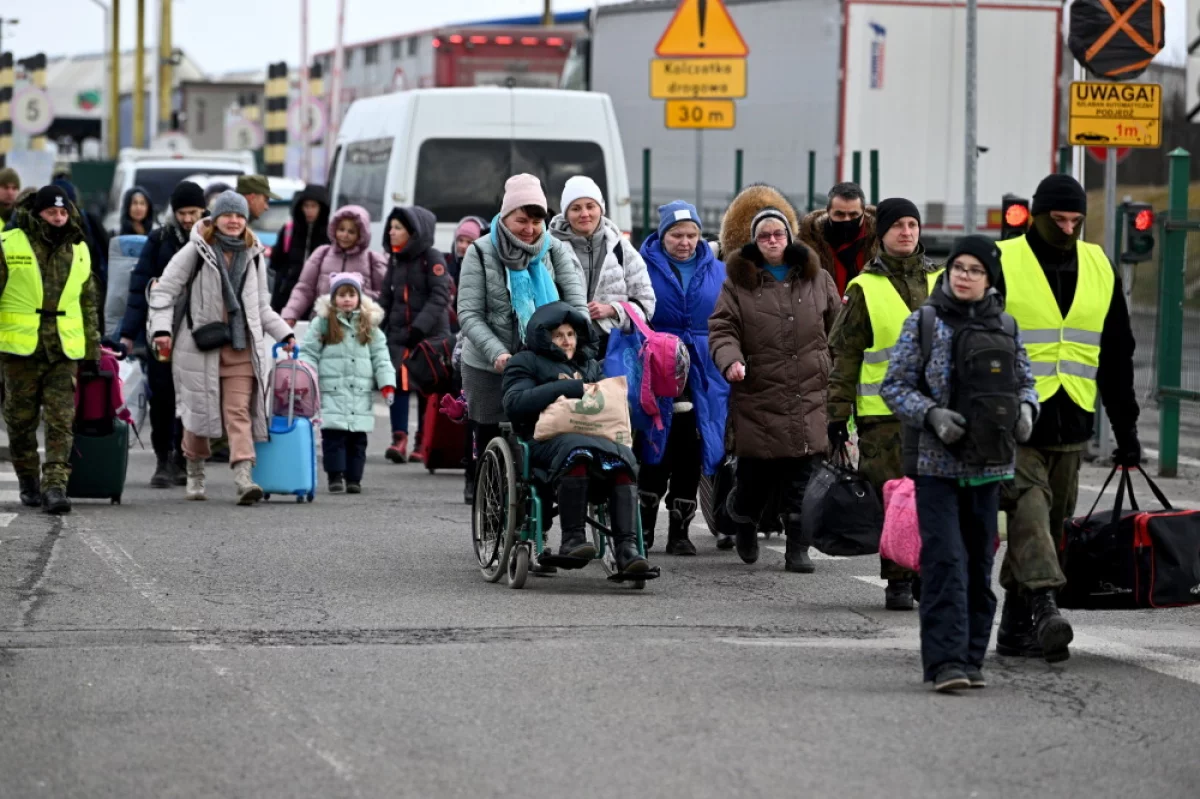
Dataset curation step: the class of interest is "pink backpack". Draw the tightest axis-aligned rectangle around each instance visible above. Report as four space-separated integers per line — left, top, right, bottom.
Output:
619 301 690 429
270 343 321 422
75 348 136 433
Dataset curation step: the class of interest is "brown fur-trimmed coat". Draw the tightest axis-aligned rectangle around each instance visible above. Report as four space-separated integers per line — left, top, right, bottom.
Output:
708 185 841 460
798 206 878 293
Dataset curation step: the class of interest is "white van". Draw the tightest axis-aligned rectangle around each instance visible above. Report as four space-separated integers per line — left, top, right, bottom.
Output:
105 148 257 233
327 87 632 253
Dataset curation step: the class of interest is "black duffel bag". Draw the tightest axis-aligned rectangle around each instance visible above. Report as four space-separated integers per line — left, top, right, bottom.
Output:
802 446 883 557
1059 466 1200 610
402 336 455 395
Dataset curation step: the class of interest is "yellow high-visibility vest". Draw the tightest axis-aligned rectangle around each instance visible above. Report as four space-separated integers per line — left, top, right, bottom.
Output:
0 228 91 359
851 269 942 417
998 235 1112 411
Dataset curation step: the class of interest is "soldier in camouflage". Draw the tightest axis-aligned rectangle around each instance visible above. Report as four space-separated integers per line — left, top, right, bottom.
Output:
827 198 941 610
0 186 102 514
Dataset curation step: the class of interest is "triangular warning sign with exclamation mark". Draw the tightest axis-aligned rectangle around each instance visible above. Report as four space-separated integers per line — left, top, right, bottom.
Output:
655 0 750 58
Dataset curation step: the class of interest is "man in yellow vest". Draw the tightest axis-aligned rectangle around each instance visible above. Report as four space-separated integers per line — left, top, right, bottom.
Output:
0 186 102 514
996 174 1140 663
828 198 942 607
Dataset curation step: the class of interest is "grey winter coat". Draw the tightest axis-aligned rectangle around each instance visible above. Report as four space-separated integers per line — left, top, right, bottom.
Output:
148 219 294 442
457 231 587 373
548 215 656 334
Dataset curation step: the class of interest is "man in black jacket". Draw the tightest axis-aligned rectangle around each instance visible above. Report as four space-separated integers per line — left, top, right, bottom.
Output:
995 174 1140 664
268 184 330 312
119 180 206 488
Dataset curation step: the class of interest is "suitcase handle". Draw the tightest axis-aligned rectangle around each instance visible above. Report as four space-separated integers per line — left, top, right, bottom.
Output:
1081 466 1174 523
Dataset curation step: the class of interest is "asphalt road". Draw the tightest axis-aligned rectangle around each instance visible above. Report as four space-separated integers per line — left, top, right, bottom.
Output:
3 412 1200 798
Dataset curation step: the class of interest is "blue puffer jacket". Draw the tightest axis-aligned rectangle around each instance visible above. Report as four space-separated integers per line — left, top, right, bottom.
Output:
638 233 729 475
300 295 397 432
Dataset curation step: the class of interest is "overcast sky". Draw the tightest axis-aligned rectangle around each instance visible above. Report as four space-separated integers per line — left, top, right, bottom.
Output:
4 0 1188 73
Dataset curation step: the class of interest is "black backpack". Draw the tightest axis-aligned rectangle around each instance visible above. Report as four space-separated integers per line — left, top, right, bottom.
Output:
915 304 1021 468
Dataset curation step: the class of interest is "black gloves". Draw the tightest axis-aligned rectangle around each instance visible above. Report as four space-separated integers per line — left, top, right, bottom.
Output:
1113 428 1143 467
404 328 425 348
827 419 850 449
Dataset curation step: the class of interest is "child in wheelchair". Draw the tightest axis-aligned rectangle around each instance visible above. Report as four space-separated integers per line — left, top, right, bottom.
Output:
501 302 651 575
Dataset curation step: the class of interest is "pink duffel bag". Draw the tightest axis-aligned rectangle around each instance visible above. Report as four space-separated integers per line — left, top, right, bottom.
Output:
880 477 921 572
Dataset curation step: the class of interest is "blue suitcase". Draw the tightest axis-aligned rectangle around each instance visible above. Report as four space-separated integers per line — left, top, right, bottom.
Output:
253 343 318 502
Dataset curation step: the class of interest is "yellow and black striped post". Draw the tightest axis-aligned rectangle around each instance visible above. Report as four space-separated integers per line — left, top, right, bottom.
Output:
0 53 12 169
308 60 323 146
264 61 288 178
22 54 48 152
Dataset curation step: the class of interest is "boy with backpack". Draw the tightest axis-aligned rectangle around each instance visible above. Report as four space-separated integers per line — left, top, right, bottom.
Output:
880 235 1039 693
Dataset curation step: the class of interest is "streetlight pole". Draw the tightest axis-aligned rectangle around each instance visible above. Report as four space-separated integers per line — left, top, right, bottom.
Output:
963 0 978 234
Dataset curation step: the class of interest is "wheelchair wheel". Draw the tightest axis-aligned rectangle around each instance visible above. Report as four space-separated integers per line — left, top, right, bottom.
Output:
698 474 719 537
473 438 518 583
507 544 530 589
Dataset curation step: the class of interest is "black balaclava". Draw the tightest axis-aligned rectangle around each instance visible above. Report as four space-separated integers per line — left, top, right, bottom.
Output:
1030 174 1087 251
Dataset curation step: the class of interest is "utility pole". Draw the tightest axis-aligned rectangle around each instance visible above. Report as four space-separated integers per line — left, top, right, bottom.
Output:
158 0 172 133
300 0 310 182
328 0 345 162
543 0 553 26
963 0 978 234
110 0 120 157
134 0 145 148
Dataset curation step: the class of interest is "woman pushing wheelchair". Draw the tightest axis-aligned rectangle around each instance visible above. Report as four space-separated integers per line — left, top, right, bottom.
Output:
501 301 651 577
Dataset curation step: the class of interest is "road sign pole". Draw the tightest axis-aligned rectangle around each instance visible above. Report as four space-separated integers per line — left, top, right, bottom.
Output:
734 148 743 194
1071 62 1085 190
852 151 861 187
1094 150 1119 459
964 0 979 234
869 149 879 206
642 148 651 242
807 150 816 212
1157 148 1190 477
695 129 704 222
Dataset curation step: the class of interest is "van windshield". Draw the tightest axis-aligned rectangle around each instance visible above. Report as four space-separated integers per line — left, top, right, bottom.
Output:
334 138 392 221
414 139 607 223
134 166 239 211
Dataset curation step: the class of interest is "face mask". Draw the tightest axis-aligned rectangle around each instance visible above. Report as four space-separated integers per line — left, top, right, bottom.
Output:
1033 213 1081 251
825 217 861 246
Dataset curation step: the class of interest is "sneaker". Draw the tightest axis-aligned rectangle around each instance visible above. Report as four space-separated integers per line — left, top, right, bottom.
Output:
964 665 987 689
346 482 362 494
933 665 971 693
328 475 346 494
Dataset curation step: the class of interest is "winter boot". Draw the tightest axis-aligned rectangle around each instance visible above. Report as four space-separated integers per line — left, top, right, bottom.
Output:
665 499 698 556
996 589 1043 658
1031 588 1073 663
232 461 264 506
410 430 424 463
463 461 476 506
638 491 659 551
725 489 759 564
611 484 650 574
716 533 735 550
172 451 188 487
42 486 71 515
784 513 815 573
557 476 597 559
150 454 173 488
328 473 346 494
886 579 916 611
185 459 207 501
18 474 41 508
385 432 409 463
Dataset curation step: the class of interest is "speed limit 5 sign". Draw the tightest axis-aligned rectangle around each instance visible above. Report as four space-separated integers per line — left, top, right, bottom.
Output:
12 87 54 136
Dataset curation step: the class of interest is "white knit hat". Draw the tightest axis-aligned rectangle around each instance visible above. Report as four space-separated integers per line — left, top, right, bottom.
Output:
560 175 605 214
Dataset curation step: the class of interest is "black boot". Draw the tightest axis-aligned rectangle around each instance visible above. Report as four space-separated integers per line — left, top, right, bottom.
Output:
638 490 659 551
463 461 475 506
725 488 758 564
18 475 41 508
885 579 916 611
42 486 71 515
150 454 173 488
557 476 597 559
611 484 650 573
665 499 698 556
996 589 1044 658
1031 588 1073 663
172 451 188 487
784 513 815 573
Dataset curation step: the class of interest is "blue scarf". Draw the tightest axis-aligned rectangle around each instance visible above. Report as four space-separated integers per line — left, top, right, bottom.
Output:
492 214 558 343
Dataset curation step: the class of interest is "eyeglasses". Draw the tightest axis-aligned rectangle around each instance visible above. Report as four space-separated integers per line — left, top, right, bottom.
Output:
950 263 989 281
756 231 788 243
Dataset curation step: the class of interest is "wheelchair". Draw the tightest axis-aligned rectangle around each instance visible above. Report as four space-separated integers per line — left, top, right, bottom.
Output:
471 424 661 590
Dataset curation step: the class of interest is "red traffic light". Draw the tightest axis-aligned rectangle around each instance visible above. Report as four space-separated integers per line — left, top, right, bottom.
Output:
1133 208 1154 232
1005 204 1030 227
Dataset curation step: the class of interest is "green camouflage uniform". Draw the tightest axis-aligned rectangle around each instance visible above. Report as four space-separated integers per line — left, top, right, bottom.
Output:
828 248 941 580
998 444 1075 591
0 207 101 488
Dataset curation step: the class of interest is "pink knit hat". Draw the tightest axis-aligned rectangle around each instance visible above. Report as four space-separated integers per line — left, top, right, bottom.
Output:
454 216 484 241
499 173 547 219
329 271 363 297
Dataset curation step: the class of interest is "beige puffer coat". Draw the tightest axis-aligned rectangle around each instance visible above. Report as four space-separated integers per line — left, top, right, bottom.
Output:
148 219 294 441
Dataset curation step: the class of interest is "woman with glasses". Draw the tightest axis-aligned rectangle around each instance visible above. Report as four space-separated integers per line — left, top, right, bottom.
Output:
708 185 841 569
880 235 1038 692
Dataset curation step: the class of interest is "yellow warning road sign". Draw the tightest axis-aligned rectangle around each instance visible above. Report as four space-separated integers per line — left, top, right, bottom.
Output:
665 100 736 129
650 58 746 99
1068 81 1162 148
655 0 749 58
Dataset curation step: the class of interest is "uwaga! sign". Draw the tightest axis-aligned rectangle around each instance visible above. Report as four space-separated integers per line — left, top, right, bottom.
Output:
1068 81 1162 148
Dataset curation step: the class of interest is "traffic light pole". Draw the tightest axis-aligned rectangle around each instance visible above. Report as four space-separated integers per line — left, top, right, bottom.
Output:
1157 148 1190 478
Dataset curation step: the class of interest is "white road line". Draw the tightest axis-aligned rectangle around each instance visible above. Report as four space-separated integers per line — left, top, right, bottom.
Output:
0 472 16 482
0 512 18 527
1072 633 1200 687
0 490 22 505
1143 447 1200 469
853 576 890 588
1077 484 1200 510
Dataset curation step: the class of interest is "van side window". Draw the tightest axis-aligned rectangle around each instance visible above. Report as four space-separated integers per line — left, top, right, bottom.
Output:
334 138 391 221
414 138 607 222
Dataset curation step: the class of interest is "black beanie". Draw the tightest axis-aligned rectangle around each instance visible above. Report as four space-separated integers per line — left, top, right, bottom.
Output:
170 180 206 211
32 185 71 214
875 198 921 239
947 234 1003 289
1031 174 1087 216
